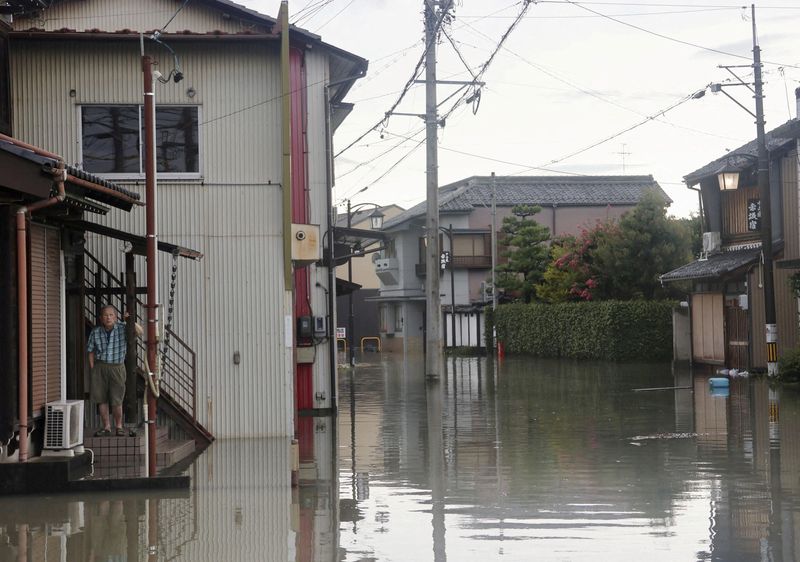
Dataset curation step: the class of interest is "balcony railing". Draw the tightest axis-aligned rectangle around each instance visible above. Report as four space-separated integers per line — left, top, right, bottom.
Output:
416 255 492 277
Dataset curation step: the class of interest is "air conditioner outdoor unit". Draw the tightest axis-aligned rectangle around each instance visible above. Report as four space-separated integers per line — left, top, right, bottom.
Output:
42 400 84 456
702 231 721 255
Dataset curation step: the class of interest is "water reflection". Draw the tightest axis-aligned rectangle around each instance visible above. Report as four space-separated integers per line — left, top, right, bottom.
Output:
5 356 800 561
338 356 800 561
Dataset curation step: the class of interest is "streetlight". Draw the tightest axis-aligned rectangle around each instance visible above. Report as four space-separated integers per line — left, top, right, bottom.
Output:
708 4 777 375
345 201 384 366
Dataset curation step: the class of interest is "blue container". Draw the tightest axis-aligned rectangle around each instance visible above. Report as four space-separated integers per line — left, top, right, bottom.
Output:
710 386 730 398
709 377 730 388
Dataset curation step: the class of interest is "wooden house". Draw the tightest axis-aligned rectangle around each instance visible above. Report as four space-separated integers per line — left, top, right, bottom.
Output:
661 119 800 369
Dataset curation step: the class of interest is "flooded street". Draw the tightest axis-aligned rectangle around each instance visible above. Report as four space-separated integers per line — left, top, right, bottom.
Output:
4 355 800 561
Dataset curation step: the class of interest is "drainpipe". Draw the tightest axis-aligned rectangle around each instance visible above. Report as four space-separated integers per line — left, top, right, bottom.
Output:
16 162 66 462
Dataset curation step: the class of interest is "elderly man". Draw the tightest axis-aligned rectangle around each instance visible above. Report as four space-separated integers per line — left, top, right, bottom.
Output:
87 305 142 436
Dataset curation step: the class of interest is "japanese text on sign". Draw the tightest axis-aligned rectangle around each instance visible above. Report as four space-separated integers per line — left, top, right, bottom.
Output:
747 199 761 232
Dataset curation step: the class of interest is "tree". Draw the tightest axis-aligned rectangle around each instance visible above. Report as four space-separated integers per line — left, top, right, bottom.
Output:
495 204 551 303
592 191 692 300
536 222 617 303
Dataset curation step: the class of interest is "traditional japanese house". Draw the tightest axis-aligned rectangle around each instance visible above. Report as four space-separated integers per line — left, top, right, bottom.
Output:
661 115 800 370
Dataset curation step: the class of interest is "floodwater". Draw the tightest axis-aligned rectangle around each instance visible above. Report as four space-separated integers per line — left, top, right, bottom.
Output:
3 355 800 561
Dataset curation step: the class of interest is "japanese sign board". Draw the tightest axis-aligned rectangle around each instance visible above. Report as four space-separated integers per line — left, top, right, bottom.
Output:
336 327 346 339
747 199 761 232
440 251 451 271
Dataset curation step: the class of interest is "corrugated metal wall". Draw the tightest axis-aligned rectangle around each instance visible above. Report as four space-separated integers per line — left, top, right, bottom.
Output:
9 36 330 437
12 0 269 35
305 51 334 411
180 438 293 560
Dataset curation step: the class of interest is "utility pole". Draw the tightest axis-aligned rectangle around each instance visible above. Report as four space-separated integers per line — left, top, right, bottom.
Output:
424 0 442 379
751 4 778 375
141 37 159 478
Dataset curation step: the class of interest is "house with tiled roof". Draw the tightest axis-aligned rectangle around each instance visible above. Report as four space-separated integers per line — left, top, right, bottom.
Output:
661 113 800 371
374 175 669 353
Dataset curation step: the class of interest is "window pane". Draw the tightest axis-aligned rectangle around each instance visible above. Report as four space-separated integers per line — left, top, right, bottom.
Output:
82 106 140 174
154 106 199 173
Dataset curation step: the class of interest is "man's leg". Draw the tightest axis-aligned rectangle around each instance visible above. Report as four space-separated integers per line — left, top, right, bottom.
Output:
98 403 111 431
111 404 123 430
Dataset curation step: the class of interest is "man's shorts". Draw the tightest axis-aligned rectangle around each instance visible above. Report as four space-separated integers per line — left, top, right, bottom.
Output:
91 362 127 406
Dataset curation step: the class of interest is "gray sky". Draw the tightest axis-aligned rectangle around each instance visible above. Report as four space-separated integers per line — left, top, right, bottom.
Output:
241 0 800 219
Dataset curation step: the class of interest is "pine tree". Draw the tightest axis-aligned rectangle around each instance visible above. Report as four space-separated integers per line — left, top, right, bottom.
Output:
494 205 551 303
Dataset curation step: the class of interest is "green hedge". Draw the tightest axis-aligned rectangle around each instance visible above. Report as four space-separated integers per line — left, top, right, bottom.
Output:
494 300 674 362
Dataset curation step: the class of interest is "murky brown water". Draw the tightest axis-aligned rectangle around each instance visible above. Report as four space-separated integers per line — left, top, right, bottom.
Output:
2 355 800 561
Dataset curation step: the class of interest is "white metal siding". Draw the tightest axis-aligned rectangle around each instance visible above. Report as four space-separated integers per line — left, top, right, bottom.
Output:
12 39 302 438
12 0 270 34
305 51 335 410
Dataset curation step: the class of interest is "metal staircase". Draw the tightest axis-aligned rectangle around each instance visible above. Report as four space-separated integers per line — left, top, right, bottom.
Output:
83 250 214 445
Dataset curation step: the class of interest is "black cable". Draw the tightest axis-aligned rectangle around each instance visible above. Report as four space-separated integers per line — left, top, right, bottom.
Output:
160 0 191 32
316 0 357 31
513 90 700 174
563 0 800 70
334 4 452 159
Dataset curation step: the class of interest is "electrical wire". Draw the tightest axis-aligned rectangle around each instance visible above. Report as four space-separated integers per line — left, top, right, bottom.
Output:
460 6 744 19
459 18 743 142
160 0 191 32
563 0 800 70
334 4 451 159
335 138 426 204
337 127 426 179
512 90 701 174
538 1 800 8
442 26 478 80
383 129 587 175
316 0 357 31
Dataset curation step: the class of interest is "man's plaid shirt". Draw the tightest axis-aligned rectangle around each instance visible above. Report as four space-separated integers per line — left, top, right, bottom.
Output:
87 322 128 364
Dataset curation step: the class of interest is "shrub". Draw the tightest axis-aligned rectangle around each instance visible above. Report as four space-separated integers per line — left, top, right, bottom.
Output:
778 347 800 383
494 300 674 362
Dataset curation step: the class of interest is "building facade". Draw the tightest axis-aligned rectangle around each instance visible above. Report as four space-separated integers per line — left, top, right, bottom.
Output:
375 175 669 352
662 118 800 370
10 0 366 438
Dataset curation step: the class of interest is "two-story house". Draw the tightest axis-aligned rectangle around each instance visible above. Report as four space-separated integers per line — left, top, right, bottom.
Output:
9 0 367 445
375 175 669 353
661 116 800 370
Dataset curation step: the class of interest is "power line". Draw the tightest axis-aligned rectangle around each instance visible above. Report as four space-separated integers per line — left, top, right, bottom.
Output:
160 0 191 32
316 0 357 30
337 127 426 179
335 138 426 204
513 90 701 174
539 1 800 8
563 0 800 70
334 5 451 159
459 18 744 142
460 6 742 18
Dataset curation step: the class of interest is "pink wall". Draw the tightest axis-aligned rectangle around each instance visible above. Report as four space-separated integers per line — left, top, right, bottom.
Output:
468 204 635 238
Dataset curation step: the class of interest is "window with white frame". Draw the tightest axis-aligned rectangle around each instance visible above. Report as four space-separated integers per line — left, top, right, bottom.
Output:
81 105 199 177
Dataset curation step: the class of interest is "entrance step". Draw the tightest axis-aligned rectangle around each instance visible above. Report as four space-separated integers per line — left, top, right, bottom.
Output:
83 426 171 467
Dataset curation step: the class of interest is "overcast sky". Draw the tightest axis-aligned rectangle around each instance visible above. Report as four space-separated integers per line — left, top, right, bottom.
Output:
240 0 800 218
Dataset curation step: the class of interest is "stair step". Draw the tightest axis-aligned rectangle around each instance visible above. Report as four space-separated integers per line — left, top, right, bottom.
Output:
155 439 195 468
84 427 168 466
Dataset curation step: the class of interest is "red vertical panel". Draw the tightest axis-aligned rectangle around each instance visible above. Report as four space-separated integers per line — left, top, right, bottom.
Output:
290 47 313 415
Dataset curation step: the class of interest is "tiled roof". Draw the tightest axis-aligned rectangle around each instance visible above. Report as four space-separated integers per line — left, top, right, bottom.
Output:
684 118 800 185
383 175 668 230
0 139 140 208
660 248 761 282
